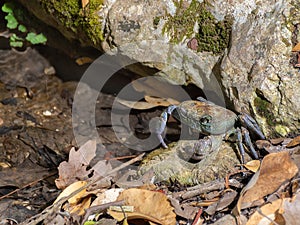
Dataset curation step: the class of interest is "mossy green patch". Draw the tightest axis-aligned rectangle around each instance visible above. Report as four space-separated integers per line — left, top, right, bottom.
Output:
254 97 276 126
40 0 104 45
163 0 232 54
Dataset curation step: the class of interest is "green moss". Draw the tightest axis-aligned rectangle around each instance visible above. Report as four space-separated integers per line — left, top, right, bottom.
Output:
254 97 276 126
40 0 104 45
153 16 160 29
163 0 232 54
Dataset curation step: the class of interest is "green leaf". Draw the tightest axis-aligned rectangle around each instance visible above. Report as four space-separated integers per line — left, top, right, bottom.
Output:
10 40 23 47
83 221 96 225
10 34 23 47
5 13 18 29
2 3 14 13
18 24 27 32
10 33 24 41
25 32 47 45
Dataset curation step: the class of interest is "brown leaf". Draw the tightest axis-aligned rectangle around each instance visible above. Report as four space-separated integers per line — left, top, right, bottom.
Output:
116 96 179 110
287 135 300 148
90 160 112 181
292 42 300 52
246 199 282 225
131 76 188 102
54 181 87 204
244 160 260 172
238 151 298 210
270 138 284 145
81 0 89 9
108 188 176 225
169 197 198 220
75 56 93 65
55 140 97 189
144 95 180 106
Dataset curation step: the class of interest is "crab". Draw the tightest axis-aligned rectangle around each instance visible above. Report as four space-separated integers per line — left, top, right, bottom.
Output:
153 97 266 164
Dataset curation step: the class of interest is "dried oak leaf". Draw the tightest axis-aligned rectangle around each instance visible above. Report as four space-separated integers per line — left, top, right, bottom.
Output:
286 135 300 148
108 188 176 225
55 140 96 189
235 151 298 211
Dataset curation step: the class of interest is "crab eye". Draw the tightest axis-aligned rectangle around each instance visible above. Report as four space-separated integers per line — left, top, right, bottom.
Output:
200 115 212 124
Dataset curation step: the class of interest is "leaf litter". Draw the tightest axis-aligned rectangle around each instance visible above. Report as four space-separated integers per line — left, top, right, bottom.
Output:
18 136 300 225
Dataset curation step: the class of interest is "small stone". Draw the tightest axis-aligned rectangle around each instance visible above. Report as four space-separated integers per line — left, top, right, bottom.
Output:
43 110 52 116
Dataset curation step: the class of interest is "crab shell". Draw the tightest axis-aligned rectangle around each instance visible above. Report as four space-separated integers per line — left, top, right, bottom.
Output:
172 100 237 135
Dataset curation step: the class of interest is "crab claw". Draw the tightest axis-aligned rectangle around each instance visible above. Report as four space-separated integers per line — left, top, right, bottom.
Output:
149 105 178 148
239 113 265 140
149 112 168 148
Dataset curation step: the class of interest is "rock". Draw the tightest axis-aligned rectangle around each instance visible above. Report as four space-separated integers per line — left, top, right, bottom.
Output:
16 0 300 137
138 140 244 185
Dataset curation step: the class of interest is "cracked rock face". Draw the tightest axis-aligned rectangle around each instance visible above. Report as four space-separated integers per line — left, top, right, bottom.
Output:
17 0 300 137
103 0 300 137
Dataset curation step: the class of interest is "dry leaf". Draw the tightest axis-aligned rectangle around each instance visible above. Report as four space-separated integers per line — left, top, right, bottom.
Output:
169 197 198 220
55 140 96 189
69 196 91 215
269 138 284 145
144 95 180 106
116 96 179 110
54 181 87 204
54 181 92 216
89 160 113 183
108 188 176 225
81 0 89 9
244 160 260 172
236 151 298 210
117 98 159 110
246 199 282 225
131 76 188 102
75 56 93 65
286 135 300 148
91 188 124 207
292 43 300 52
281 193 300 224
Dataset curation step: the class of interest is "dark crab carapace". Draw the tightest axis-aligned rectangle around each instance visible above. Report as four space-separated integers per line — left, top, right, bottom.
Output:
153 98 266 164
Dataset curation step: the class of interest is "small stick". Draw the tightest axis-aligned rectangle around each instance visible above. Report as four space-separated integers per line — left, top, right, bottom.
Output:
0 171 57 201
178 180 225 200
192 208 203 225
81 200 125 225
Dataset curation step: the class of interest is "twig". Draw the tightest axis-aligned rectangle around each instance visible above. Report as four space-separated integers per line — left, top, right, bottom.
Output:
192 208 203 225
256 207 280 225
178 180 225 200
0 171 57 200
81 200 124 225
19 153 145 225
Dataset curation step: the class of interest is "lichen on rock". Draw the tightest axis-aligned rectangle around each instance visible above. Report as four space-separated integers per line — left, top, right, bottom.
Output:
163 0 232 54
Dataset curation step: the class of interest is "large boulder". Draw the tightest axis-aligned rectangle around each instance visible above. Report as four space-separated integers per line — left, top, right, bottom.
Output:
17 0 300 137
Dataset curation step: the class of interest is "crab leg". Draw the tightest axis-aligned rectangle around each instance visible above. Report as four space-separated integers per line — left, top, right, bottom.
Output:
242 127 259 159
151 105 177 148
236 128 245 165
239 114 265 140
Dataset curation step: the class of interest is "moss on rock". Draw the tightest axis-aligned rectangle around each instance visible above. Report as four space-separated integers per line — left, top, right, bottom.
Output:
40 0 104 45
163 0 232 54
254 96 291 137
